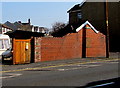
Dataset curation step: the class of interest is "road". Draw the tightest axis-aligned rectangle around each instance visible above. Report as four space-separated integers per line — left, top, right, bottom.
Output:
2 60 119 87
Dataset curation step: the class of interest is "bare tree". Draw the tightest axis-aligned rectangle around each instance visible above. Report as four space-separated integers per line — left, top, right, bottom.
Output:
51 22 66 32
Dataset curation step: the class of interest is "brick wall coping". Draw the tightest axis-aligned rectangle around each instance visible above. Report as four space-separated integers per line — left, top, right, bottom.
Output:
76 21 99 33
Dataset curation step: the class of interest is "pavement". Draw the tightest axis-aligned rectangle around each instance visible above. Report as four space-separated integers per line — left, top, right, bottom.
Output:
1 58 119 73
1 58 119 86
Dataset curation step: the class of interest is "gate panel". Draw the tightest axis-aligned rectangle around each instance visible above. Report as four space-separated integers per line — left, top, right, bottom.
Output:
13 39 31 64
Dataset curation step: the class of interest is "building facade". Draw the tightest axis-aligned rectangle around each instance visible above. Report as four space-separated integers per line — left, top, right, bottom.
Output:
68 2 120 52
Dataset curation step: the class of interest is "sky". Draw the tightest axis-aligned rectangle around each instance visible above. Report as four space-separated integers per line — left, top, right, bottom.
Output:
1 1 82 29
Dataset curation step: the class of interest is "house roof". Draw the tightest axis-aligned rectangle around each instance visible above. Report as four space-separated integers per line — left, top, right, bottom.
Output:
14 22 22 28
4 19 31 31
6 30 45 39
0 23 13 30
76 21 99 33
67 0 86 13
4 21 18 30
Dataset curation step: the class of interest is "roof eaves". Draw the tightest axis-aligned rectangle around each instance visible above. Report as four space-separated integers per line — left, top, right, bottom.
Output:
67 4 80 13
67 0 86 13
1 24 13 30
68 9 81 13
79 0 86 7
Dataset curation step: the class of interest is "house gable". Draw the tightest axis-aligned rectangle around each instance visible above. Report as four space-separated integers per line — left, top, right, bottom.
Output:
76 21 99 33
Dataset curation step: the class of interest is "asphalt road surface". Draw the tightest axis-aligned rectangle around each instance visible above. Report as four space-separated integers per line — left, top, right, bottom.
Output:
2 60 119 87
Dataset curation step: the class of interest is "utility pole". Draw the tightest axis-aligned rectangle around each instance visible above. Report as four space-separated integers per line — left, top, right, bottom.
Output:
105 0 109 58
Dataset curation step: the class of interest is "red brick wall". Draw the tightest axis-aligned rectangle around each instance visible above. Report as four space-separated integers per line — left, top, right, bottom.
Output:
34 32 82 62
85 26 106 57
34 25 106 62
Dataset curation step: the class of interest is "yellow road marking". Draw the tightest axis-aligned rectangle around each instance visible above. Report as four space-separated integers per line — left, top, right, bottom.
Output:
1 59 119 73
0 65 8 67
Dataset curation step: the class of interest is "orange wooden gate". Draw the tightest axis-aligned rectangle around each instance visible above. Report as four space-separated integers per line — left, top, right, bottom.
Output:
13 39 31 64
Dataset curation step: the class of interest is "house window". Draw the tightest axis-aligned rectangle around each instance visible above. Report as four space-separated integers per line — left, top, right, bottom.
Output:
2 28 5 32
2 27 7 34
4 39 10 49
0 40 4 49
0 39 10 49
0 29 2 34
34 27 39 32
77 12 82 19
34 28 37 32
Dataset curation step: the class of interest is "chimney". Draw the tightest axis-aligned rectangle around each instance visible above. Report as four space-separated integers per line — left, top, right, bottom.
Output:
28 19 30 24
18 21 21 23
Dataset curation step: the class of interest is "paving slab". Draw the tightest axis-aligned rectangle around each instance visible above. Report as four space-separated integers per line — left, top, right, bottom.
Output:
1 58 119 72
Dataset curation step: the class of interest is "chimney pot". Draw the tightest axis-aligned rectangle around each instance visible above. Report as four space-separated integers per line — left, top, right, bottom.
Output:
28 19 30 24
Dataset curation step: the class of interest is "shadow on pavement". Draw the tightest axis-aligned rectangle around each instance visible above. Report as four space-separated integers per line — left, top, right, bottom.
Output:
77 77 120 88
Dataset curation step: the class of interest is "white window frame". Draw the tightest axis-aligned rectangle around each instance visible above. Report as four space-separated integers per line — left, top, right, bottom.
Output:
0 38 11 50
